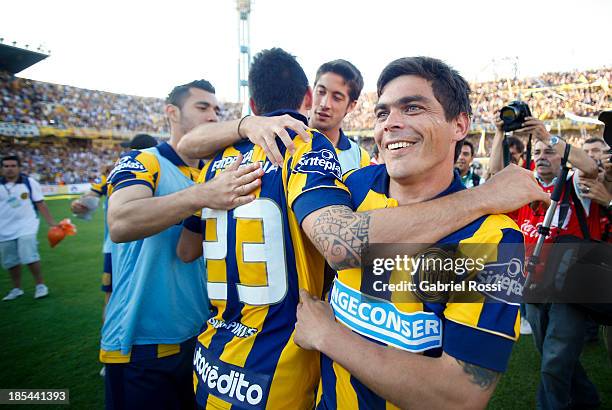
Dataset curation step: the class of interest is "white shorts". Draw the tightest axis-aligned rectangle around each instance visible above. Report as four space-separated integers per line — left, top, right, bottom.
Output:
0 234 40 270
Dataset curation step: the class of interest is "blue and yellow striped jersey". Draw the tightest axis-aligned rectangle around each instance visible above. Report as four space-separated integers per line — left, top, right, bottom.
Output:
193 111 351 410
107 142 201 196
90 174 108 196
318 165 525 410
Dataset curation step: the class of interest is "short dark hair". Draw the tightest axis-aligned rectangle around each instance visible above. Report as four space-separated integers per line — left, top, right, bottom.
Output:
376 56 472 121
315 59 364 102
507 136 525 153
166 80 216 108
583 137 606 146
248 48 309 114
461 140 475 156
1 155 20 166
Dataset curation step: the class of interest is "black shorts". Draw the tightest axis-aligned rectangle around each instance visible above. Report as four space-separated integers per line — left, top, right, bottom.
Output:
104 338 197 410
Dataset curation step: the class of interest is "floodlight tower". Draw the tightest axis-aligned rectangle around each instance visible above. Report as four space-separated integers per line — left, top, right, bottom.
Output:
237 0 252 113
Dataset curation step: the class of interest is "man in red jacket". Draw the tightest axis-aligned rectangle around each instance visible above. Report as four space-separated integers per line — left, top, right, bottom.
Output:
491 115 602 410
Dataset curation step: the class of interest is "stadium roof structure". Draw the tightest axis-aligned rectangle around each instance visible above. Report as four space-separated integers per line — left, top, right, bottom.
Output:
0 43 48 74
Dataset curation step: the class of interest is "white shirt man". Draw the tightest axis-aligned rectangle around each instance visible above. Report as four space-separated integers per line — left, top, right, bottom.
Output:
1 155 57 301
0 175 43 242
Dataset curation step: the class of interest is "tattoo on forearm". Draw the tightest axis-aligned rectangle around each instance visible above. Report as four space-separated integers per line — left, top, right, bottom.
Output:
456 359 499 390
311 206 370 270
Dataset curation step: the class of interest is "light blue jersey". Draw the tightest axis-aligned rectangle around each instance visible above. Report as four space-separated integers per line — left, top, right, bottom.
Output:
100 143 209 361
335 130 370 175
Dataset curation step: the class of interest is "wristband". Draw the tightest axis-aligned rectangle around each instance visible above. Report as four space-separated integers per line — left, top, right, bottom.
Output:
237 115 250 140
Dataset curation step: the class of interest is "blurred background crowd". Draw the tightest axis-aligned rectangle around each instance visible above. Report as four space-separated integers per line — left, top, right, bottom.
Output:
0 71 243 132
0 140 120 184
0 66 610 185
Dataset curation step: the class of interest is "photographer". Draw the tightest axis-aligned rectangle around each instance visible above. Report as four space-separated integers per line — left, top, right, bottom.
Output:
491 112 603 409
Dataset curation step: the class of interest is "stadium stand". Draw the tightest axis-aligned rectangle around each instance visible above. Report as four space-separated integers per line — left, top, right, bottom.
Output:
2 68 609 135
0 61 243 185
0 71 243 132
1 66 609 184
1 139 120 184
344 67 612 132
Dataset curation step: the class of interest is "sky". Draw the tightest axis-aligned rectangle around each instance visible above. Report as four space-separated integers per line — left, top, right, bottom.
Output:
3 0 611 102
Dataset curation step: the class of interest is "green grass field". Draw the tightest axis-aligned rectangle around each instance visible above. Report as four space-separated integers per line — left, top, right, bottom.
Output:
0 199 611 409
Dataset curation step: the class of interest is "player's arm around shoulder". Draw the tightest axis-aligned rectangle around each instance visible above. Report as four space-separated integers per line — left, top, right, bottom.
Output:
108 150 263 243
178 113 311 165
301 164 548 272
285 131 362 270
176 153 264 261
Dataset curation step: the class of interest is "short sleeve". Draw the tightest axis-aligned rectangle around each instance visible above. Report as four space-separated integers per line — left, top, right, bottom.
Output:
288 132 351 224
28 177 44 202
442 215 525 372
90 175 108 196
107 151 160 197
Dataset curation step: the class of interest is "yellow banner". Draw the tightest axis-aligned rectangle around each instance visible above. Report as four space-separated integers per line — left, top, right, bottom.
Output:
35 126 159 140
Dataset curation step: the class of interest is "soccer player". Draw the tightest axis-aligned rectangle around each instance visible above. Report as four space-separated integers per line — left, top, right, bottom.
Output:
177 50 548 409
294 57 531 409
1 155 57 301
309 60 370 173
101 80 263 410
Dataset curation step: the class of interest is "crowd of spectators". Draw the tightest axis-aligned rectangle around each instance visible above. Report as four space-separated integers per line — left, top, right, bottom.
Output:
0 141 121 184
0 71 243 132
343 67 611 131
0 66 609 185
1 67 610 135
470 67 611 125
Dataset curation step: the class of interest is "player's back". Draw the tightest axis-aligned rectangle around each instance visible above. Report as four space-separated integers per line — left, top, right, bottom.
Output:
194 118 350 409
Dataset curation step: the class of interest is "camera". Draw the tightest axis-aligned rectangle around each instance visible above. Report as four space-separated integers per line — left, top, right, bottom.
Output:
500 101 532 132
